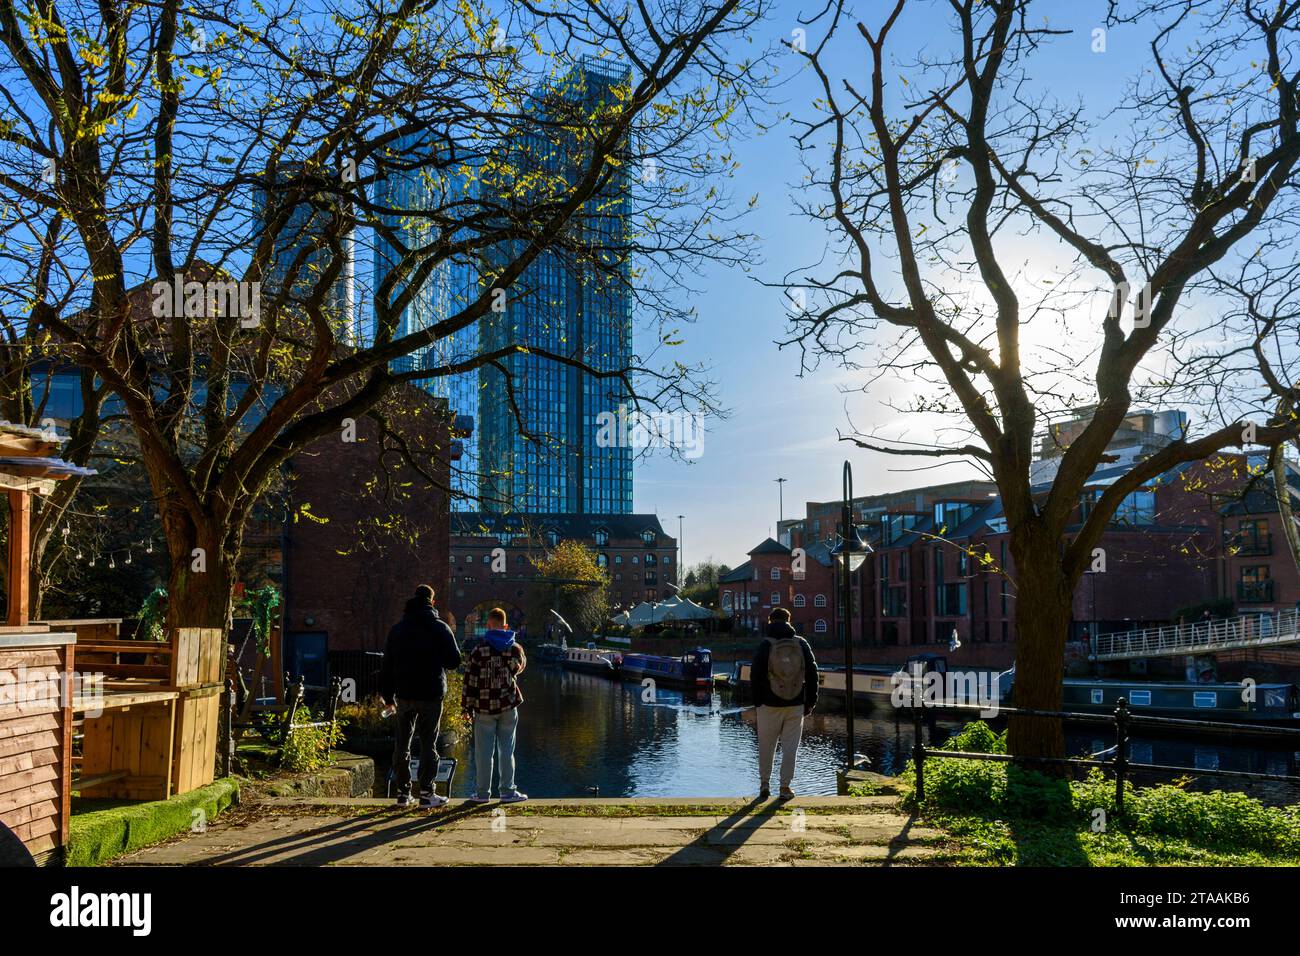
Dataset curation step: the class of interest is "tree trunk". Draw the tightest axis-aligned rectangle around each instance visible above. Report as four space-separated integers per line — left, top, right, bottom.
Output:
162 508 239 632
1007 529 1073 761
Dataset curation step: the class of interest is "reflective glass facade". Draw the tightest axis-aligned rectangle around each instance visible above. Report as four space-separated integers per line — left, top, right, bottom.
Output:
373 134 481 510
479 60 634 515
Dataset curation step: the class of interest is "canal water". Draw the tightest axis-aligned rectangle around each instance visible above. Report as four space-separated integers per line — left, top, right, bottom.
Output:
377 664 1300 799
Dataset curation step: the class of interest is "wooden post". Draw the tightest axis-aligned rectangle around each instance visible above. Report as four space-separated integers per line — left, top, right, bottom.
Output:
7 489 30 626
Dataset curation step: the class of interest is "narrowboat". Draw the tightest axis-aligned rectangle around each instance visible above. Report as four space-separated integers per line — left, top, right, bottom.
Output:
535 643 568 664
1057 678 1300 724
738 658 930 702
561 645 621 677
618 648 713 688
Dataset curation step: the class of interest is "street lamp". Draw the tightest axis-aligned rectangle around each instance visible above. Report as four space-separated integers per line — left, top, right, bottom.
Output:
830 460 872 772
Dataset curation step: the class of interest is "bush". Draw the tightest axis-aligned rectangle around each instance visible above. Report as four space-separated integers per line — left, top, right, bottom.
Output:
278 705 344 773
337 696 389 737
904 721 1300 855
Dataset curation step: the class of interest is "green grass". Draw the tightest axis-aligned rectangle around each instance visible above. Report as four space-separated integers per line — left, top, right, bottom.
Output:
900 721 1300 866
67 779 240 867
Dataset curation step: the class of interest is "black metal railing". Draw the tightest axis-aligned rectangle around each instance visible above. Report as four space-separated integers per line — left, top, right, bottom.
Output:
910 697 1300 814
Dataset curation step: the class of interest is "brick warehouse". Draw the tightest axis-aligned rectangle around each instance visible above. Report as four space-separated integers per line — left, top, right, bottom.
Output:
279 388 453 667
447 512 677 639
724 454 1296 672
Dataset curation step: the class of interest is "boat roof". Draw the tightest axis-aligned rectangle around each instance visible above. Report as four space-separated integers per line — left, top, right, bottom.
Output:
1064 678 1293 691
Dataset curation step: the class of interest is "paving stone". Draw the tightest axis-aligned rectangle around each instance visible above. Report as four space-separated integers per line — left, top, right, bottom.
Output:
112 798 942 867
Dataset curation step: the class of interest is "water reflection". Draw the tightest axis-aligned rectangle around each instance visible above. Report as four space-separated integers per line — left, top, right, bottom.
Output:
444 666 953 797
409 665 1298 798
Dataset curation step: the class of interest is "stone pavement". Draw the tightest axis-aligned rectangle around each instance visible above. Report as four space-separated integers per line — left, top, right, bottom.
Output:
112 796 950 866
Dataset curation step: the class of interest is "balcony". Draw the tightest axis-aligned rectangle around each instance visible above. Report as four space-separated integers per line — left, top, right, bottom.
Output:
1234 534 1273 557
1238 580 1274 603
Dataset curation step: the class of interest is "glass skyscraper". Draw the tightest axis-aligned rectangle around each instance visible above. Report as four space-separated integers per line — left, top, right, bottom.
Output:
478 58 634 515
372 134 482 511
257 162 358 344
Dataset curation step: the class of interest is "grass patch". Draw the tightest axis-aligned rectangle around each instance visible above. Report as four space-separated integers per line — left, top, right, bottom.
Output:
67 779 240 867
901 722 1300 866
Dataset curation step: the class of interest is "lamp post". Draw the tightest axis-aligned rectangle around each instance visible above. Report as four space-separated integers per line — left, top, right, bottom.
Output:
677 514 685 587
775 477 787 523
831 460 872 772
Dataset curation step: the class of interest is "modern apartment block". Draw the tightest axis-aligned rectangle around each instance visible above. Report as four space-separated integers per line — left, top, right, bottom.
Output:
477 59 635 515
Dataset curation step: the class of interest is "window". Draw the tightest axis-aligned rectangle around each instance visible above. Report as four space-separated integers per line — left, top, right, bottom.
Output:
632 556 640 565
615 555 623 564
596 553 609 568
1090 689 1104 705
814 619 828 634
793 594 806 608
615 572 622 581
1082 488 1156 525
1129 690 1152 706
641 530 656 545
664 555 671 566
546 530 560 547
814 594 827 607
1239 566 1273 603
645 553 657 567
482 554 491 564
1235 519 1271 556
771 592 780 605
722 591 733 610
1193 691 1217 709
771 567 781 580
449 555 456 564
594 529 609 546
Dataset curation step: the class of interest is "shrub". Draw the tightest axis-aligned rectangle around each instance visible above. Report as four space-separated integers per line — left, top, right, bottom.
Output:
905 721 1300 856
278 705 344 773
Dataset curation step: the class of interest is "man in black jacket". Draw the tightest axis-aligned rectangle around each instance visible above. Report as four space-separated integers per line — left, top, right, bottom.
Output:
381 585 462 807
751 608 818 800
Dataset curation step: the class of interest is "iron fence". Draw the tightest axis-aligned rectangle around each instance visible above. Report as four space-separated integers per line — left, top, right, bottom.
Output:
911 697 1300 813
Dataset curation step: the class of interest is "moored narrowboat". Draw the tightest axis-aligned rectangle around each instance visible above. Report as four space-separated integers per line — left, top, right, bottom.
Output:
562 645 621 677
1059 678 1300 724
618 648 713 688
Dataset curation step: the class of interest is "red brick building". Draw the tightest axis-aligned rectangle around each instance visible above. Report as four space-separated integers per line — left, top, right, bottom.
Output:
280 388 452 664
719 538 837 638
447 512 677 639
724 455 1296 670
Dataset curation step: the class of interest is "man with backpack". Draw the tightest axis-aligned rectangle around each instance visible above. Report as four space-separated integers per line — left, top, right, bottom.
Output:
751 607 819 799
380 584 462 808
461 607 528 803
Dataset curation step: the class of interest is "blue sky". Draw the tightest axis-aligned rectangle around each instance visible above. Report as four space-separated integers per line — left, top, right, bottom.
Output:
631 0 1146 567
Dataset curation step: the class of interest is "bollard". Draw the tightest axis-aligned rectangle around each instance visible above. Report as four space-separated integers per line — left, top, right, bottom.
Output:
1114 697 1129 814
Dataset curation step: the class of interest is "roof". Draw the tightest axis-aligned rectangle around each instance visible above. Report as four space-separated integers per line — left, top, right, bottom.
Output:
719 561 753 583
451 511 669 540
747 537 791 557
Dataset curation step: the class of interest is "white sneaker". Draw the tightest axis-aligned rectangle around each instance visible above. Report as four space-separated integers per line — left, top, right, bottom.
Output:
500 790 528 804
419 791 448 808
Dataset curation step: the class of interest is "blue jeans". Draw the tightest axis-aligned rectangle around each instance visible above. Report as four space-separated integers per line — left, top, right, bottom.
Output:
473 707 519 798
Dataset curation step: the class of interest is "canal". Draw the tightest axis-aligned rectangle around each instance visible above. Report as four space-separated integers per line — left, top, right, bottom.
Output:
377 664 1300 799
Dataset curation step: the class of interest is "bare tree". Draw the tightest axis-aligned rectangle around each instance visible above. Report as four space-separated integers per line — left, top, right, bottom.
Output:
0 0 769 630
783 0 1300 758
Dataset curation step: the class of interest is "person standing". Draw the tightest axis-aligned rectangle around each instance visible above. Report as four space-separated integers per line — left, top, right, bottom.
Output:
462 607 528 803
380 585 462 808
751 607 819 800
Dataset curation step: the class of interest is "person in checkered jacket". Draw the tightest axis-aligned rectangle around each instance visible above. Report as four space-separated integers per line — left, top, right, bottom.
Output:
462 607 528 803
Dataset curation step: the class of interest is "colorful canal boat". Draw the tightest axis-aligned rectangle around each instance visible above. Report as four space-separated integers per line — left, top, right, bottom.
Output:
618 648 713 688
